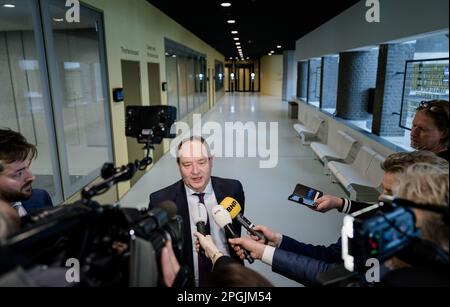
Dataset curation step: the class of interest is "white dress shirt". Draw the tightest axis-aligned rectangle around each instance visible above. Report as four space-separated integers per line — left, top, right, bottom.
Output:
185 180 230 286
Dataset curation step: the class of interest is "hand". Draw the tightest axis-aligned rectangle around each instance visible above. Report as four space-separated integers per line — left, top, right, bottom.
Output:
251 225 280 247
160 240 180 287
314 195 343 213
194 232 221 261
228 236 266 260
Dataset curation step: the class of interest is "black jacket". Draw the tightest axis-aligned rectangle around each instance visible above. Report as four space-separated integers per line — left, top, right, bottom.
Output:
149 176 245 286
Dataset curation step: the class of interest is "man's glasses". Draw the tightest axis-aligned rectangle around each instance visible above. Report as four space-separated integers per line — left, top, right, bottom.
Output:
416 101 446 113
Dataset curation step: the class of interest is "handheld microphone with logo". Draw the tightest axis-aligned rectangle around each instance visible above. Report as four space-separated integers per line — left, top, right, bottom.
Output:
220 197 266 242
192 203 208 255
211 205 254 264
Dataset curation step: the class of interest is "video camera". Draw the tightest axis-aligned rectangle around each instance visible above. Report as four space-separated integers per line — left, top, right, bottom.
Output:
317 197 449 286
125 105 177 144
0 106 182 287
341 196 448 274
341 201 419 273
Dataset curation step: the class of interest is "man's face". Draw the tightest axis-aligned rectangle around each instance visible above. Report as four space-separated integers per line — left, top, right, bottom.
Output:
381 171 396 197
0 159 35 203
178 140 212 193
410 110 445 151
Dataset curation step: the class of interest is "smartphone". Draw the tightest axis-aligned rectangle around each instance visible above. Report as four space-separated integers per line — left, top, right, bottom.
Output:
288 183 323 207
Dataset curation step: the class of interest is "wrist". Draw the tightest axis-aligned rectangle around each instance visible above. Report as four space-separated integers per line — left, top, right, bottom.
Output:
210 250 223 263
338 198 345 212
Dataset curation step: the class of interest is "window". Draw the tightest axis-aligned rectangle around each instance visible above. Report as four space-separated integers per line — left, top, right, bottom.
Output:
320 55 339 114
382 32 449 151
307 58 321 107
164 39 207 119
0 0 113 202
399 58 449 130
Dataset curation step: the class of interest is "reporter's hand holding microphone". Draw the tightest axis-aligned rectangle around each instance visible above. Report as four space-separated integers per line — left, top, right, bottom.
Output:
218 197 283 261
194 232 224 265
229 225 282 260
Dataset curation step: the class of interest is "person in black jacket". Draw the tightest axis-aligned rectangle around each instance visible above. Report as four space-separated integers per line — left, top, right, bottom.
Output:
149 136 245 287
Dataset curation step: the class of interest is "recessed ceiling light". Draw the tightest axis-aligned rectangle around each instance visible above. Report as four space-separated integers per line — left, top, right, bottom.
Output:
233 37 239 41
231 31 238 34
268 53 272 56
2 4 15 8
221 2 231 7
270 50 274 53
53 18 64 22
277 45 282 48
246 57 249 60
172 55 177 58
229 57 233 59
227 20 236 24
235 42 240 45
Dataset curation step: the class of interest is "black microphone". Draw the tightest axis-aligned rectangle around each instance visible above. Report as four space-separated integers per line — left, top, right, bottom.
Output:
192 203 208 255
211 205 254 264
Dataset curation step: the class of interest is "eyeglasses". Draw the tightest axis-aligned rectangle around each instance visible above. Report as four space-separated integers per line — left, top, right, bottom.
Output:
416 101 449 115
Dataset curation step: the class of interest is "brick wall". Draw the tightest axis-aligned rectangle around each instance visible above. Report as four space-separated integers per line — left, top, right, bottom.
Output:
336 50 378 120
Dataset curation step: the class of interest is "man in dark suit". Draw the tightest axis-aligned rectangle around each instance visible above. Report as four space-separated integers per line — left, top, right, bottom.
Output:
0 129 53 219
149 136 245 287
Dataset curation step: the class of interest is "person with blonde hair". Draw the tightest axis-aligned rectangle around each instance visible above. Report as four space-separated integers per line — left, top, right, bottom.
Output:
393 163 449 253
382 163 449 286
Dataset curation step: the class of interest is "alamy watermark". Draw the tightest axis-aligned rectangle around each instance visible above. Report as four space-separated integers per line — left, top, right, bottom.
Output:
169 114 279 168
65 258 80 283
65 0 80 23
365 0 380 23
365 258 380 283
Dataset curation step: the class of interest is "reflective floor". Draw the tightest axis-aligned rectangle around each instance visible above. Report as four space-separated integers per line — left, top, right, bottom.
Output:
120 93 347 287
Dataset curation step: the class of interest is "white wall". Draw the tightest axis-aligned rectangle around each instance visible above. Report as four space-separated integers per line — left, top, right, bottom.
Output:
295 0 449 60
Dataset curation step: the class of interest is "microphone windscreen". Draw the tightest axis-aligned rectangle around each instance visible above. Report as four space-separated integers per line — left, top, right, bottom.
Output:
192 203 208 224
155 200 177 219
219 197 242 219
211 205 232 228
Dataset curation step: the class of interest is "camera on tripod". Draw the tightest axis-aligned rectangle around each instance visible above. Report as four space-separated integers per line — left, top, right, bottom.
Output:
125 105 177 144
0 106 182 287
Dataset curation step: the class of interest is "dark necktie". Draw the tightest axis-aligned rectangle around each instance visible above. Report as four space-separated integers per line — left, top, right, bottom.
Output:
193 192 212 287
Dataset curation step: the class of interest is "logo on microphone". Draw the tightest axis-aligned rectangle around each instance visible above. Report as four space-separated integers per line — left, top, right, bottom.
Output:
226 200 238 213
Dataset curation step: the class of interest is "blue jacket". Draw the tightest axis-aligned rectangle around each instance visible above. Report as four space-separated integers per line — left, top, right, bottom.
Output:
272 235 342 286
21 189 53 215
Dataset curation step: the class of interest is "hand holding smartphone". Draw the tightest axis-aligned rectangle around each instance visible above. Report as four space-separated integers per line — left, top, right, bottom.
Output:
288 183 323 207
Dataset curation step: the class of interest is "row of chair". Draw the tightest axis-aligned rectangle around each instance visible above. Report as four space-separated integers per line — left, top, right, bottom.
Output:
293 113 385 202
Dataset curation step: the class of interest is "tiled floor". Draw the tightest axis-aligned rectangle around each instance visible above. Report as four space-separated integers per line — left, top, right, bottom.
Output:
120 93 348 287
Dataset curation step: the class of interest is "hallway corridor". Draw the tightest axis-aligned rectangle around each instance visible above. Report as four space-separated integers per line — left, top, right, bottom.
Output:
120 93 348 286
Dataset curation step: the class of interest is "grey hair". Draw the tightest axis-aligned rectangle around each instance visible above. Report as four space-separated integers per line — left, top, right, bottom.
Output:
393 163 449 252
176 136 212 164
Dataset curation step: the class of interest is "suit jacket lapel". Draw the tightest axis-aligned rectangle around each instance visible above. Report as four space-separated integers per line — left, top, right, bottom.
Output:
211 176 225 204
174 180 195 278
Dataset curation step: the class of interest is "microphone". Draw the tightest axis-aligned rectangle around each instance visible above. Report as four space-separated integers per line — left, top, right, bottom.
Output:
192 203 208 255
220 197 266 242
211 205 254 264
